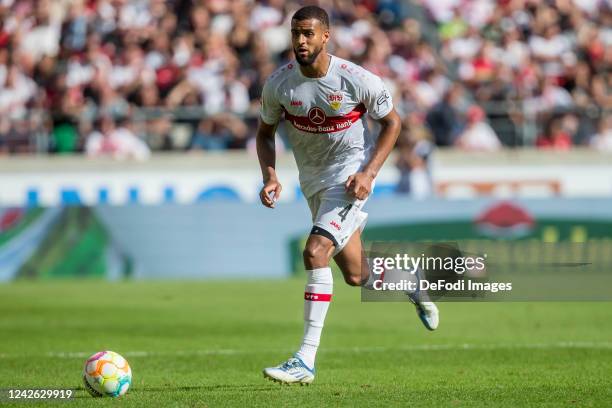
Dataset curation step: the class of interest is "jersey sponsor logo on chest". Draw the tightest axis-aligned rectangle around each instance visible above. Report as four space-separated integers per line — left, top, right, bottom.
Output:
282 104 366 134
308 107 326 125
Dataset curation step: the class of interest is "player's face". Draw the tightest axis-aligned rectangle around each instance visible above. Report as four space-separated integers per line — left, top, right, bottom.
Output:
291 19 329 66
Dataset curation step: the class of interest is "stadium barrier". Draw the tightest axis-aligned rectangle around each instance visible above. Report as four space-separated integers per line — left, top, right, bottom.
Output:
0 150 611 207
3 105 610 154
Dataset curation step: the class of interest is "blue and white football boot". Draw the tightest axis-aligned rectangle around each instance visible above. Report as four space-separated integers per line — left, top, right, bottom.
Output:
263 356 315 385
408 294 439 331
407 269 439 331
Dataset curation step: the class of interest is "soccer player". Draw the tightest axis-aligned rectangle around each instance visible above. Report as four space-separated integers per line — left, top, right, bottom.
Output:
256 6 439 385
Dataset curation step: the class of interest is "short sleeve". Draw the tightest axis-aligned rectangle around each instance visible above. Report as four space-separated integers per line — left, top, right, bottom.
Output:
361 73 393 120
260 79 282 125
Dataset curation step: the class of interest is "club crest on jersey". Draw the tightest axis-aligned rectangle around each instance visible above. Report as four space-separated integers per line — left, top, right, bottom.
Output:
327 90 343 111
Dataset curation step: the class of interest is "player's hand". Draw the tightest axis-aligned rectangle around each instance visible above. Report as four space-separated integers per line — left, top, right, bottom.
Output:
259 178 282 208
345 172 373 200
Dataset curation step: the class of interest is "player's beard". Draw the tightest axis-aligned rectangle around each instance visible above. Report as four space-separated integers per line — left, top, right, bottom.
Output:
295 45 323 66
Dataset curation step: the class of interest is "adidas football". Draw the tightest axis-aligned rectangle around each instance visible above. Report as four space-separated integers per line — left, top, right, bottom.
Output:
83 351 132 397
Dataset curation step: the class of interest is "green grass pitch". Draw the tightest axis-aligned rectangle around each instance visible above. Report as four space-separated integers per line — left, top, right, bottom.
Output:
0 279 610 407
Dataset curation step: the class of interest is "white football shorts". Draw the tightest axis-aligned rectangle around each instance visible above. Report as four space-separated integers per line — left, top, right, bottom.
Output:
306 184 371 255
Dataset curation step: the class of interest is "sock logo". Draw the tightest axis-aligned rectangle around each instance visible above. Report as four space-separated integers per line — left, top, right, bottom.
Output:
304 292 332 301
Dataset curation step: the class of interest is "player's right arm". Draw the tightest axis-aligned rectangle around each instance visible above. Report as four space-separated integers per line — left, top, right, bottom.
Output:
256 120 282 208
257 78 283 208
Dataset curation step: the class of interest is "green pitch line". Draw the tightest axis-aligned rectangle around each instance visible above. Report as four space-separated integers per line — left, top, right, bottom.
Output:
0 279 610 407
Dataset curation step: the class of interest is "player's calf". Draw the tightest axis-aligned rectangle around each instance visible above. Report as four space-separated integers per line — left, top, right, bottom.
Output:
333 229 370 287
342 273 362 286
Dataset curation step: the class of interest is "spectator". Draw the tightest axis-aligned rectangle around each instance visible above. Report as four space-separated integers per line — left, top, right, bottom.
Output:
536 118 573 151
0 64 36 119
188 113 248 151
590 115 612 152
395 113 434 197
425 84 465 146
455 105 501 151
86 116 150 160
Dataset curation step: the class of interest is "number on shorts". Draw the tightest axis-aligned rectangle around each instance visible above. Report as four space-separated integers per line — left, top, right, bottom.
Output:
338 204 353 222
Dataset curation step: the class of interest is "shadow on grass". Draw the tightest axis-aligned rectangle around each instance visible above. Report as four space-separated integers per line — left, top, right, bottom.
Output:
136 384 283 393
71 384 284 398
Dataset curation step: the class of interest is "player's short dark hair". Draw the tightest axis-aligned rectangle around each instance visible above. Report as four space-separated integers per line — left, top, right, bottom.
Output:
292 6 329 29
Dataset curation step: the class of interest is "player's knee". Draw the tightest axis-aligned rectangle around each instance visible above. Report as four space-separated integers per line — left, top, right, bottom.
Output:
343 274 362 287
303 241 332 267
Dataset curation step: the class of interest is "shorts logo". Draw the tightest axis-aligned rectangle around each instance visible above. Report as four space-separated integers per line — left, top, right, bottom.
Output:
308 107 326 125
330 220 341 231
328 90 343 111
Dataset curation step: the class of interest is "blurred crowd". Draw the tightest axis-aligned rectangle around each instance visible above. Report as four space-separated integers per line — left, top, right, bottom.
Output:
420 0 611 148
0 0 610 163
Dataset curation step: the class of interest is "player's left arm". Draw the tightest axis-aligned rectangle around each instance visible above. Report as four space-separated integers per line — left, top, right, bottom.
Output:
346 108 401 199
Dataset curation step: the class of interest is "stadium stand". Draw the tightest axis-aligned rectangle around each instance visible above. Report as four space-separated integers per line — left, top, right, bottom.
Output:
0 0 609 155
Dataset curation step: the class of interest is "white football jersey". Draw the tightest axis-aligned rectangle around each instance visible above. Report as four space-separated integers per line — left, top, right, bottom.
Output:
260 55 393 198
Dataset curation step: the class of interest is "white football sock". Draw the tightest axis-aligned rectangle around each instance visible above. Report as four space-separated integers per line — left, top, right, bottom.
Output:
295 267 333 369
